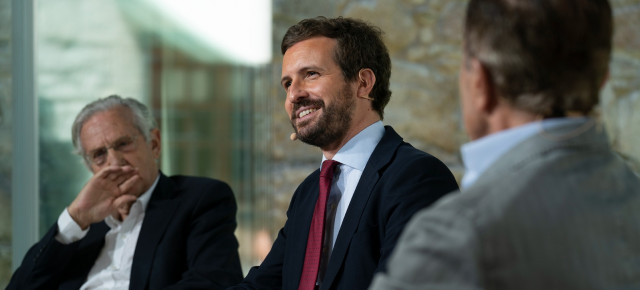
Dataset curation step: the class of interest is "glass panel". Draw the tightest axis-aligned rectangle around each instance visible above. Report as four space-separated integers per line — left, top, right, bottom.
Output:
0 0 11 287
34 0 273 273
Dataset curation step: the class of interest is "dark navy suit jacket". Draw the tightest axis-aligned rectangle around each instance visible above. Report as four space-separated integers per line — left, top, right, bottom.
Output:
8 173 243 290
232 126 459 289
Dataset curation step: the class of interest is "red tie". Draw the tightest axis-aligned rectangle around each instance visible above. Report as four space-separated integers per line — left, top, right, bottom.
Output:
299 160 340 290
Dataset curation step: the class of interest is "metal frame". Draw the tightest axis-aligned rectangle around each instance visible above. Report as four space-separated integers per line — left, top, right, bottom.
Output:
11 0 39 270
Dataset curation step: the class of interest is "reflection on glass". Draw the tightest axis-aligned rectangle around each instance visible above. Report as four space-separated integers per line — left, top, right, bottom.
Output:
35 0 273 274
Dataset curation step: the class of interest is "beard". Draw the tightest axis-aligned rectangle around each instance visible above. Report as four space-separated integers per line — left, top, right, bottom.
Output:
290 84 355 149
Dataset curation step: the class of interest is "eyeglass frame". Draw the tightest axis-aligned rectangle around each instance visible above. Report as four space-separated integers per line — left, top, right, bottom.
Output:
82 134 141 166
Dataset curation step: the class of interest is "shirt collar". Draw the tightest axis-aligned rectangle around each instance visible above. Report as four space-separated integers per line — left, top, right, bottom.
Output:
137 174 160 212
321 121 385 171
460 117 589 189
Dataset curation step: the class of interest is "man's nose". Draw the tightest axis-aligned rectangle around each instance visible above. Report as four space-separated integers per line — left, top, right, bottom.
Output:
106 149 127 166
287 79 309 103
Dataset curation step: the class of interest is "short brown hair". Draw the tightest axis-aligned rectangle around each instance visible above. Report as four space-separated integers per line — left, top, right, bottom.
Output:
282 17 392 119
464 0 612 117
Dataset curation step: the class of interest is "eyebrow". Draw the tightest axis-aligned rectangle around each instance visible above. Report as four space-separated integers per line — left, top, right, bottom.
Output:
87 135 134 153
281 65 323 83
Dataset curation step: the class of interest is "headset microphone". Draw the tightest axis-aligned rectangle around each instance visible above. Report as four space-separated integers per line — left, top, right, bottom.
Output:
358 95 374 101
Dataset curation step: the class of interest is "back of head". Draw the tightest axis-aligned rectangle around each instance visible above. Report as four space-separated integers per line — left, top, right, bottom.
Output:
72 95 157 156
464 0 612 117
281 16 392 119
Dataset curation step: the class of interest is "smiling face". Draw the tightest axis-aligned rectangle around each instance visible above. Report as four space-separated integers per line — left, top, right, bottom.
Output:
281 37 358 150
80 106 160 196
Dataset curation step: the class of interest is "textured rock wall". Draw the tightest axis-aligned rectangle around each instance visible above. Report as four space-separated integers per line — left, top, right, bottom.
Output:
602 0 640 172
266 0 640 231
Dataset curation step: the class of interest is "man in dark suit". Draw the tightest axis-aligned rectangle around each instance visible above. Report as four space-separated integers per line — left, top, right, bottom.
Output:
371 0 640 289
8 95 243 289
232 17 458 290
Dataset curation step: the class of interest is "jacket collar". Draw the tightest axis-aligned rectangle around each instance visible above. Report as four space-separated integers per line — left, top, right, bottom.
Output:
129 172 182 290
320 126 403 289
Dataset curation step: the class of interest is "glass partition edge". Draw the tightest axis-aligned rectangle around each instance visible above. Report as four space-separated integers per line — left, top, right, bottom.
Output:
11 0 38 271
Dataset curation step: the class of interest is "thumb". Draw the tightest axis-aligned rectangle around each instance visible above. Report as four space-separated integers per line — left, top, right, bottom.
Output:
113 194 138 216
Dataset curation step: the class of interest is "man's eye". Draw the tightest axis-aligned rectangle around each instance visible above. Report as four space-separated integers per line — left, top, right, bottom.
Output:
116 138 136 151
306 71 318 77
116 140 129 149
92 149 106 160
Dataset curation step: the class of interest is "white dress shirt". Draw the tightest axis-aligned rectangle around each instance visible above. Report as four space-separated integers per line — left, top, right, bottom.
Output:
460 117 590 188
322 120 385 248
55 175 159 290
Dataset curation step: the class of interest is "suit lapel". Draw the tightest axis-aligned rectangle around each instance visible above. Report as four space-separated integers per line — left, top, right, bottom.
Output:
129 173 181 290
321 126 402 289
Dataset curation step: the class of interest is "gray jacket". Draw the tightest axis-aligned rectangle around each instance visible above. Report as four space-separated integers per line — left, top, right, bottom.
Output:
371 121 640 290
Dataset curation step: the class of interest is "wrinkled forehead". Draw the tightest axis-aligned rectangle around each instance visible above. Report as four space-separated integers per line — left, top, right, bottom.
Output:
80 108 139 150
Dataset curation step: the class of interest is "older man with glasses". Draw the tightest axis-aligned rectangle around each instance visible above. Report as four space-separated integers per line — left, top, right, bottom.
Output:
8 95 243 290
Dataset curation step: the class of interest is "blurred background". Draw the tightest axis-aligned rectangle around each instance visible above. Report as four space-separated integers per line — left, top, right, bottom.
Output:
1 0 639 286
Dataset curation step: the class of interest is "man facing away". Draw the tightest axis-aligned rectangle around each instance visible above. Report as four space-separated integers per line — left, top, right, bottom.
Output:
231 17 459 290
371 0 640 289
8 95 243 289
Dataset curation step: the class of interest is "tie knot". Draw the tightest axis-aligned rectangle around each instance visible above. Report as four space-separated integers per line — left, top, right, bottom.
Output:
320 160 340 178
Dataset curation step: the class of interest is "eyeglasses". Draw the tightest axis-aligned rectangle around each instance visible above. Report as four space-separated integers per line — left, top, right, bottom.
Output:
84 135 139 166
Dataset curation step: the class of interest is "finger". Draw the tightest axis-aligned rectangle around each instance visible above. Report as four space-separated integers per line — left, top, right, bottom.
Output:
95 165 124 180
109 194 137 221
109 166 136 181
120 165 136 173
112 170 136 186
113 194 137 213
102 166 136 183
119 174 142 195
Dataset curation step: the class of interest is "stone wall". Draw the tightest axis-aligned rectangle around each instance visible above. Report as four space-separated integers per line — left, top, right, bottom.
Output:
266 0 640 232
602 0 640 172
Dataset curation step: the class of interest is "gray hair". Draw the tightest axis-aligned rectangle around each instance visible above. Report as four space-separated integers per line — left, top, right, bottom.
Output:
71 95 158 157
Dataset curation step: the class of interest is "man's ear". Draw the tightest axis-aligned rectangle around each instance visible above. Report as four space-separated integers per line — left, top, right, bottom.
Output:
356 68 376 101
150 128 161 159
469 59 497 114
